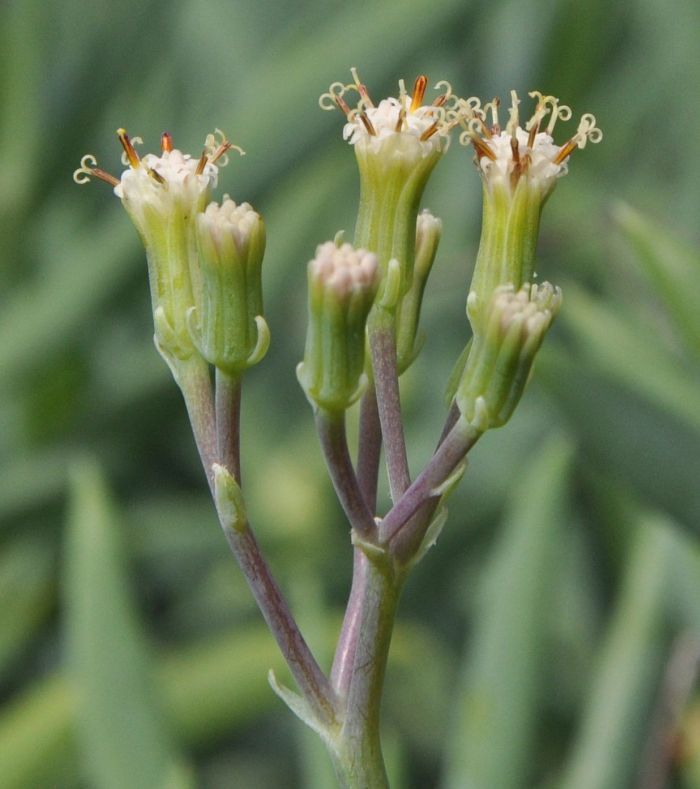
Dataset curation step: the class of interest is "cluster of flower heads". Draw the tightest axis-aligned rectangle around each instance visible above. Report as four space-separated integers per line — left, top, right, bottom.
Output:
320 69 602 190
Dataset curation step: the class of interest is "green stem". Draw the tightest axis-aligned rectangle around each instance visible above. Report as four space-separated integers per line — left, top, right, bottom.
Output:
174 356 217 492
215 369 242 482
330 557 402 789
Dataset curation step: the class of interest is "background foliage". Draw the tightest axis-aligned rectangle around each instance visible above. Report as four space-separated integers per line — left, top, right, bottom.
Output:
1 0 699 786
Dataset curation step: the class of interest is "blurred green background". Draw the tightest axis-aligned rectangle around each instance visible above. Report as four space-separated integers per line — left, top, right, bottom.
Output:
1 0 699 786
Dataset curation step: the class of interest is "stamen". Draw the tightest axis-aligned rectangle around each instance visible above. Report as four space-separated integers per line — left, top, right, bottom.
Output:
470 135 497 161
477 114 493 139
553 138 577 165
420 120 440 141
335 94 352 118
359 111 376 136
395 106 406 132
161 132 173 153
510 135 520 165
148 168 166 184
410 75 428 112
116 128 140 168
527 123 539 149
195 150 209 175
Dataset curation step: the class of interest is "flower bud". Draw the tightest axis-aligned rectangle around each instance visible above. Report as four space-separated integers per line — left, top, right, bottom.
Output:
188 196 269 374
297 241 379 412
396 209 442 372
457 282 562 430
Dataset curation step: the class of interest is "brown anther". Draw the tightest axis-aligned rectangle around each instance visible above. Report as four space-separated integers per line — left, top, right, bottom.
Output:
510 138 522 189
479 117 493 139
432 93 448 108
116 128 140 168
410 75 428 113
195 150 209 175
91 167 120 187
395 107 406 132
553 138 578 165
161 132 174 153
420 120 440 141
359 111 376 136
471 136 497 161
510 135 520 166
211 141 233 163
334 94 352 118
527 122 539 149
148 168 166 184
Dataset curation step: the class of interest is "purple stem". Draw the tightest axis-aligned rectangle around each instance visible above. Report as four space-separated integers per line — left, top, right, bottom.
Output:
179 360 337 726
356 388 382 511
370 320 410 502
379 418 480 555
315 409 377 539
331 548 370 697
219 519 339 726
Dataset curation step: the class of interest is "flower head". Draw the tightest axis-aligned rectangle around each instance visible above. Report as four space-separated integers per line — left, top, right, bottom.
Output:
320 68 466 159
459 90 602 200
320 70 470 304
73 129 244 361
461 91 601 329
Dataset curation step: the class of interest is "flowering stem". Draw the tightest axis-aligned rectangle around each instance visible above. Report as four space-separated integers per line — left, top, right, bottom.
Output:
217 517 339 727
379 417 481 558
331 554 402 789
330 548 369 698
315 409 377 540
175 356 218 493
356 388 382 511
179 359 337 727
215 369 242 482
369 312 411 502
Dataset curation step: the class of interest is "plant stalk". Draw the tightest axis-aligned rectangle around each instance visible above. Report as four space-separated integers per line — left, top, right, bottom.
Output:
330 555 402 789
369 313 411 503
315 409 377 540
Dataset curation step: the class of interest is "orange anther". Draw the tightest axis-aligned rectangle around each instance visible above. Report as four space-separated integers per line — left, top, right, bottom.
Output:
116 128 140 168
410 75 428 112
